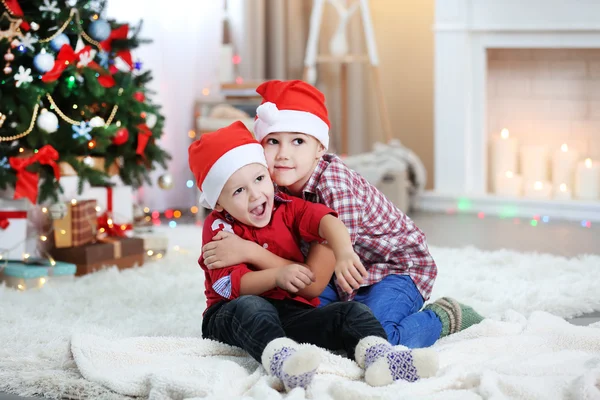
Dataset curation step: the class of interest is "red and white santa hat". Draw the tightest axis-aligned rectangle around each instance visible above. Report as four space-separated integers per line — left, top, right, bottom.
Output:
254 80 330 149
188 121 267 209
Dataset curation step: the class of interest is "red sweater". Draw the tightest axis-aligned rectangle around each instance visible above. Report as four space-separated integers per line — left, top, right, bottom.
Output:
199 193 337 313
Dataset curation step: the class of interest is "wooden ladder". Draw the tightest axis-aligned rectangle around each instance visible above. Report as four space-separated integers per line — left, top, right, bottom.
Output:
303 0 393 154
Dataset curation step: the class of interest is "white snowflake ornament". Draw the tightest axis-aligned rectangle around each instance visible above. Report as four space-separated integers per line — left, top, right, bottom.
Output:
14 66 33 87
20 33 38 51
77 48 97 67
40 0 60 14
72 121 92 140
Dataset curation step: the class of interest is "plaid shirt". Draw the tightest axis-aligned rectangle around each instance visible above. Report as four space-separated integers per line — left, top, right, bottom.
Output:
293 154 437 302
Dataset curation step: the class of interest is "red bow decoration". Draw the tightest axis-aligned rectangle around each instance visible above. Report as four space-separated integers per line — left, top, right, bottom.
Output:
0 211 27 230
4 0 30 30
96 213 132 237
96 186 132 237
8 145 60 204
100 24 128 52
41 44 115 88
135 123 153 156
100 25 133 73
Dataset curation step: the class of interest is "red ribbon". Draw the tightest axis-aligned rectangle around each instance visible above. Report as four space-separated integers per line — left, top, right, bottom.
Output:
8 145 60 204
100 24 129 52
135 123 152 156
41 44 115 87
96 186 132 237
3 0 30 30
100 25 133 74
0 211 27 230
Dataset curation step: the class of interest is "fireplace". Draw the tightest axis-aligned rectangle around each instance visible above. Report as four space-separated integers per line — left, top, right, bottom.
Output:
421 0 600 221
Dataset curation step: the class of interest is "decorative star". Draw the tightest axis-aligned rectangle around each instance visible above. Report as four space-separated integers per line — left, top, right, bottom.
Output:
134 60 143 70
19 33 38 52
72 121 92 140
39 0 61 14
0 12 24 41
14 66 33 87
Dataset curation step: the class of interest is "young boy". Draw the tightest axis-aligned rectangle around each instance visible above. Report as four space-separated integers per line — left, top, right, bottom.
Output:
202 81 484 349
189 121 438 390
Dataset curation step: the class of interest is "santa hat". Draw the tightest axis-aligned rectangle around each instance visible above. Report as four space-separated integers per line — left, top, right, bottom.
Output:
254 80 330 149
188 121 267 209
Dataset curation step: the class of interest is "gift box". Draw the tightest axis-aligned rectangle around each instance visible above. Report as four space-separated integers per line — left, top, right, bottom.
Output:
60 176 134 225
136 231 169 260
49 237 144 276
0 259 76 290
0 199 29 261
52 200 98 248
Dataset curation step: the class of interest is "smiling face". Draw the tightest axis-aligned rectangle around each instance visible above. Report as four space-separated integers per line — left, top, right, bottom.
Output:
214 163 275 228
261 132 325 196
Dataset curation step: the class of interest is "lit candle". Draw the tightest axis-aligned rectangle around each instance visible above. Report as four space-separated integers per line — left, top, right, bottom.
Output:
495 170 523 197
553 183 572 201
523 180 552 199
575 158 600 200
491 129 519 192
520 145 549 181
551 144 579 188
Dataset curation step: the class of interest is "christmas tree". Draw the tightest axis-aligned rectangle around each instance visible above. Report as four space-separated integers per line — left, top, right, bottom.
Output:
0 0 170 204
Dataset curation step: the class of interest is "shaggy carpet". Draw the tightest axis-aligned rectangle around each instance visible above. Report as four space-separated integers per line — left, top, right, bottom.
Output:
0 225 599 399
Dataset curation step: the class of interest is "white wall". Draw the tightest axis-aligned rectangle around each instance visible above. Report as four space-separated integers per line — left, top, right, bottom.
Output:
105 0 223 211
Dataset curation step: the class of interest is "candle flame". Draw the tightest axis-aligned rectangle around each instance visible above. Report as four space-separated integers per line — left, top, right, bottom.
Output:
505 171 514 178
560 183 568 192
561 143 568 152
500 128 510 139
534 181 543 190
585 158 593 168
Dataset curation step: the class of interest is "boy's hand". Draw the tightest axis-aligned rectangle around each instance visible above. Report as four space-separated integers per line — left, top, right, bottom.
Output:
275 264 316 293
334 249 368 294
202 231 254 269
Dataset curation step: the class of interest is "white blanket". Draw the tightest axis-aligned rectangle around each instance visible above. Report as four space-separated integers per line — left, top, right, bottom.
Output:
71 311 600 400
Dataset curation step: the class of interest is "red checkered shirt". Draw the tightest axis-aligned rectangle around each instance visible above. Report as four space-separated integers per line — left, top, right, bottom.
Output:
291 153 437 302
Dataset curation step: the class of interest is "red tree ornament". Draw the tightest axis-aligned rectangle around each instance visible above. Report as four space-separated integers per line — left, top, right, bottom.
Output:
133 92 145 102
112 127 129 145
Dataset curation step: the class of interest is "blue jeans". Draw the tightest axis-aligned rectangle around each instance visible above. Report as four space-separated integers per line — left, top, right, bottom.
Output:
319 275 442 348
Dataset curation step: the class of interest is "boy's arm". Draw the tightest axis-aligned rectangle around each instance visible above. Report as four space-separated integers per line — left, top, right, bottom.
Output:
203 230 312 270
317 214 368 294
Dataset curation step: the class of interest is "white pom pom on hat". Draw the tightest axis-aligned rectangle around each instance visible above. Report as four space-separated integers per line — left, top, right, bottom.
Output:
253 80 330 150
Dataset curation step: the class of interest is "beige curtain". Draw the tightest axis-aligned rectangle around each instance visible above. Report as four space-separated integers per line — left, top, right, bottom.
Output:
229 0 371 155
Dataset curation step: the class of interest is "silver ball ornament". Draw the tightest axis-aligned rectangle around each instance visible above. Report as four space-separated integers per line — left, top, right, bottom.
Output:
33 53 55 73
88 19 111 41
50 34 70 51
157 173 174 190
36 109 59 133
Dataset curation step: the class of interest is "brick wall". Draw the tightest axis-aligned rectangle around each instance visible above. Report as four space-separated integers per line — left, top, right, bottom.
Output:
487 49 600 159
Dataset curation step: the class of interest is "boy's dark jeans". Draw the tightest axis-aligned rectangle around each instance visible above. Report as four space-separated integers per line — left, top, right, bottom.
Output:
202 295 387 362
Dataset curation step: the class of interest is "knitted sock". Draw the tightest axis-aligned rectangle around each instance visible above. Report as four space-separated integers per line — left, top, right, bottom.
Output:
261 338 321 391
355 336 439 386
425 296 484 337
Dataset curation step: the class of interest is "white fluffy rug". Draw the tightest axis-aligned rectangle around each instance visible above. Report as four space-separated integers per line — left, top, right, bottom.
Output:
0 225 599 399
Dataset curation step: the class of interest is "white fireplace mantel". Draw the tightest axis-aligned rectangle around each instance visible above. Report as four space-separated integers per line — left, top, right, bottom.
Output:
419 0 600 221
